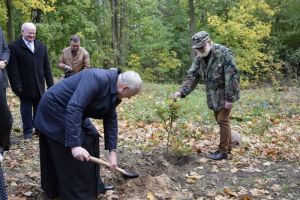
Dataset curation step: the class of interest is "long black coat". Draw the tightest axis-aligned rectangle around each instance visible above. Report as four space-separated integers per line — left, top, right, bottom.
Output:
7 38 54 97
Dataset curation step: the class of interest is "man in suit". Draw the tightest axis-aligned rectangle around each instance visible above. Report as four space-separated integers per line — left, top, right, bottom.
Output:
7 22 54 139
34 69 142 199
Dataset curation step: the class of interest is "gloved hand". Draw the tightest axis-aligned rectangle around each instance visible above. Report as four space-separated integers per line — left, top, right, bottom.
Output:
108 150 117 171
71 147 90 161
64 65 73 73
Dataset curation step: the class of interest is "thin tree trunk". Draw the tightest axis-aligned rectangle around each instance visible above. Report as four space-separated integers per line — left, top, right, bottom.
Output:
119 0 126 66
224 0 229 22
5 0 14 42
110 0 119 66
189 0 195 62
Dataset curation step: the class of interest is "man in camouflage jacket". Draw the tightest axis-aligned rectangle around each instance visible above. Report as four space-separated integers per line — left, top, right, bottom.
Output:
173 31 240 160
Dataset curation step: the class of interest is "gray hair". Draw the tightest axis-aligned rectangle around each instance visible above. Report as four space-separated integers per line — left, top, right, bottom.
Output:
120 71 142 91
21 22 36 32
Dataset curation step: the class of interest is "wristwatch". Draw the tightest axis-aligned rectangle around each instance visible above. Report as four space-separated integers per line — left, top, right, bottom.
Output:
4 60 8 65
109 149 117 153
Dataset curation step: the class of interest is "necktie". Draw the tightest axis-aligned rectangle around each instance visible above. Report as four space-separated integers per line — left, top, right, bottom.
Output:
27 42 34 52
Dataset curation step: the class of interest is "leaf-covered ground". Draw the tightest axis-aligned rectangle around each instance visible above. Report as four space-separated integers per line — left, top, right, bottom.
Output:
2 84 300 200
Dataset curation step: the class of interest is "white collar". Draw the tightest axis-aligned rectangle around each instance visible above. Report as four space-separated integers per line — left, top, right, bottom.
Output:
22 37 34 45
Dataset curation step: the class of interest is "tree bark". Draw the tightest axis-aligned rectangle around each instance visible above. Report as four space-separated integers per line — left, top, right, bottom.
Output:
5 0 14 42
189 0 195 62
224 0 229 22
119 0 126 66
110 0 119 66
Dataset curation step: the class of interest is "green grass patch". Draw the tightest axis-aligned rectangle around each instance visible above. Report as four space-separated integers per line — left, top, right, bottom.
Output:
119 83 299 139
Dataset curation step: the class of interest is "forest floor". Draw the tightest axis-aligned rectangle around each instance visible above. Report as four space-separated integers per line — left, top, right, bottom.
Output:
2 85 300 200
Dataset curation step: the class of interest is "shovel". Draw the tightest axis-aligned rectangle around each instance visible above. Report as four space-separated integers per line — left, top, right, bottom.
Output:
89 156 139 179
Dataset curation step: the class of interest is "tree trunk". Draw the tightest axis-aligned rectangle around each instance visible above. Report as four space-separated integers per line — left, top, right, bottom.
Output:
119 0 126 66
5 0 14 42
32 9 43 23
110 0 119 66
189 0 195 62
224 0 229 22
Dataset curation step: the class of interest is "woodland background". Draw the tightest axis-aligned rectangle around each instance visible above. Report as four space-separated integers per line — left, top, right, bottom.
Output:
1 1 300 199
0 0 299 85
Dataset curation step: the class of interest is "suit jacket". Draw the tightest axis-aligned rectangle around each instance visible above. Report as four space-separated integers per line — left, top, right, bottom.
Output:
34 69 121 149
7 37 54 97
0 27 10 88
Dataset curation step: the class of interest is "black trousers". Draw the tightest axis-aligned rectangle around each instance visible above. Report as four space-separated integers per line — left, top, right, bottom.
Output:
39 133 105 200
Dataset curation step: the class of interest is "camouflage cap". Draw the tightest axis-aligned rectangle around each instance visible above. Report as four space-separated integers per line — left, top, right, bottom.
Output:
192 31 210 49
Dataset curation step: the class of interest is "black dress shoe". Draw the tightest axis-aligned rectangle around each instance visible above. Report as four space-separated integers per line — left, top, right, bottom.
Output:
104 183 114 191
206 152 228 160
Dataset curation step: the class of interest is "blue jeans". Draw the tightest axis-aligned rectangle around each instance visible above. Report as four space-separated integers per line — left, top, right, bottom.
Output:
20 96 40 136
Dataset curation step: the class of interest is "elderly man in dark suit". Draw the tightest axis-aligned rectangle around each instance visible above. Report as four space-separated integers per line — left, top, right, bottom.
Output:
7 22 54 139
34 68 142 200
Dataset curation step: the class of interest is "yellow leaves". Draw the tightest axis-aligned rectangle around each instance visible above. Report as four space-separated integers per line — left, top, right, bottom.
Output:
223 187 238 198
147 191 155 200
186 171 204 184
250 188 270 197
13 0 57 20
207 0 276 78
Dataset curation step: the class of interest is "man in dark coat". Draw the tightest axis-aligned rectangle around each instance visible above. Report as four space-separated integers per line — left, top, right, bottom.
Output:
7 22 54 139
34 68 142 200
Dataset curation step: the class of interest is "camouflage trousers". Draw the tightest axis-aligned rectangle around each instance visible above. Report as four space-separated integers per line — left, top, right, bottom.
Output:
214 108 232 153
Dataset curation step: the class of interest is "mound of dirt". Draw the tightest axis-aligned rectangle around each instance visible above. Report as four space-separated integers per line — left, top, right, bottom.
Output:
119 174 184 199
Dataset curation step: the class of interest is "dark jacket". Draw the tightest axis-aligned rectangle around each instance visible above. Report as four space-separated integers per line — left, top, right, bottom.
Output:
7 37 54 97
34 69 121 150
0 27 10 88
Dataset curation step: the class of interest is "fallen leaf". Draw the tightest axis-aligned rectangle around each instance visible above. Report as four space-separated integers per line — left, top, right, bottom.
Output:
207 190 216 197
231 168 239 173
250 188 269 196
271 184 281 192
224 187 238 197
263 161 272 166
147 191 155 200
238 194 253 200
23 191 33 196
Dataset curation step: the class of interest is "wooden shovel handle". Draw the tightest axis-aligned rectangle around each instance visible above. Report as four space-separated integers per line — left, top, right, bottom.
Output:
89 156 127 175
